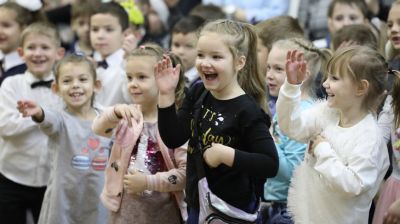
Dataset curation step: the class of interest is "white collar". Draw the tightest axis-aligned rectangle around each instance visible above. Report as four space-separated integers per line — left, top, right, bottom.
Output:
93 48 124 68
3 51 25 71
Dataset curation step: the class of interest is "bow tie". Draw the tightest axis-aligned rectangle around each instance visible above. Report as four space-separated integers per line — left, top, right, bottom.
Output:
31 80 53 89
97 60 108 69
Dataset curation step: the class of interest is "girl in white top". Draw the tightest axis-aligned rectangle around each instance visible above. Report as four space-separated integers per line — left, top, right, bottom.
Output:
276 46 389 224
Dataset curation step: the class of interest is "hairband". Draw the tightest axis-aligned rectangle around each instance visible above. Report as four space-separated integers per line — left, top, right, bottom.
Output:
140 45 146 50
0 0 43 11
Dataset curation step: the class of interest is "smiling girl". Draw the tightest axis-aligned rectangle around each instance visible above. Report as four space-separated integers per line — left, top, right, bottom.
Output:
276 46 389 223
155 19 279 224
17 54 111 224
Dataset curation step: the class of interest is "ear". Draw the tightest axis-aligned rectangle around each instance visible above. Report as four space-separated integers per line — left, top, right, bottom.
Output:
17 47 24 58
236 55 246 72
51 82 59 95
93 79 102 93
56 47 65 60
356 79 369 96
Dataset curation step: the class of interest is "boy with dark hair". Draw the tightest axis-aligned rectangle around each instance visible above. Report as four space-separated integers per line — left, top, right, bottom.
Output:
90 2 132 106
170 15 205 88
331 24 377 51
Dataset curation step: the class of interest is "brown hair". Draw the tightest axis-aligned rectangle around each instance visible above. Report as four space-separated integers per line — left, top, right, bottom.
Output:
255 16 304 50
0 2 47 28
20 22 61 47
332 24 377 50
199 19 268 113
391 70 400 127
272 38 332 98
71 0 101 21
125 43 186 108
327 0 369 18
326 46 387 112
189 4 226 22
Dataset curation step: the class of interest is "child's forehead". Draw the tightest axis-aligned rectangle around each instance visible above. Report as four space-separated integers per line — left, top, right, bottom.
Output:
23 33 57 46
90 13 122 28
332 2 364 15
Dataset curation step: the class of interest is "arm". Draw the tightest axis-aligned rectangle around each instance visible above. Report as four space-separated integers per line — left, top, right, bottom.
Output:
378 95 393 143
92 104 142 138
17 100 62 136
147 146 187 192
276 50 321 142
312 135 388 196
0 86 38 137
275 138 307 180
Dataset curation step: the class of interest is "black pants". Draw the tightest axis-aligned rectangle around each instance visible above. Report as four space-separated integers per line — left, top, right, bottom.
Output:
0 173 46 224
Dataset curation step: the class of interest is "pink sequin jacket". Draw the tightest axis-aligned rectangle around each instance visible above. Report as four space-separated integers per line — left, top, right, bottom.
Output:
92 107 187 220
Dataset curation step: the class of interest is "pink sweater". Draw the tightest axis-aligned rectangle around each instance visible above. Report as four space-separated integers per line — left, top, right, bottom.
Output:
92 107 187 220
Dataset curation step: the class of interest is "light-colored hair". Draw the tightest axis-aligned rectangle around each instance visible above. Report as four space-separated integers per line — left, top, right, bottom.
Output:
199 19 268 113
19 22 61 47
391 70 400 127
125 43 186 108
327 46 387 112
272 38 332 99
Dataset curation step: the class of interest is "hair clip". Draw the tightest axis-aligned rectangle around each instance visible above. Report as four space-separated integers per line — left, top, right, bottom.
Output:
139 45 146 50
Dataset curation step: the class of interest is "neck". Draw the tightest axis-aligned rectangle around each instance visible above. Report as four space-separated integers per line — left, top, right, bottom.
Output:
66 104 96 121
339 104 368 128
78 41 93 56
140 103 158 123
211 80 244 100
32 72 52 80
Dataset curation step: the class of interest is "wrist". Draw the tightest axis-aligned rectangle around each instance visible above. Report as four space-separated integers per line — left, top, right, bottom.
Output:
32 108 45 123
113 106 122 119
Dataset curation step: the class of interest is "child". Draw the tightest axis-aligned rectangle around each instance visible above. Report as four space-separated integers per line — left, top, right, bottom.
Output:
92 44 187 223
254 15 305 116
263 37 330 223
313 0 369 49
371 3 400 223
0 2 46 86
276 46 389 223
170 15 205 88
17 54 111 224
68 0 100 55
0 22 64 223
90 2 131 107
155 19 279 223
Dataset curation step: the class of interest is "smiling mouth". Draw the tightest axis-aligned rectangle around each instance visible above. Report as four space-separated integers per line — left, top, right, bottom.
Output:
204 73 217 80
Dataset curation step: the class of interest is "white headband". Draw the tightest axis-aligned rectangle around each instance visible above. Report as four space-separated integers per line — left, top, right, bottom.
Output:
0 0 43 11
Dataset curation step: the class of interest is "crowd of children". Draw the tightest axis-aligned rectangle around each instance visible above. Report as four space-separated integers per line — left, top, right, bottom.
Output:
0 0 400 224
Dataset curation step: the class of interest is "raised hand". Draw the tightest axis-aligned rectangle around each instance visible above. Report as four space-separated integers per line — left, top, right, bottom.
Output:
122 34 138 56
154 55 181 95
113 104 142 127
17 100 43 121
286 50 307 85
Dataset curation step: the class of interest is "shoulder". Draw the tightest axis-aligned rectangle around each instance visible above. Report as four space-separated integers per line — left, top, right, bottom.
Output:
237 94 271 127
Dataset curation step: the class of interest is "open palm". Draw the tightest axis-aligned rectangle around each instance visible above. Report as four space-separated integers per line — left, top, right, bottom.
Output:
154 55 181 95
286 50 307 85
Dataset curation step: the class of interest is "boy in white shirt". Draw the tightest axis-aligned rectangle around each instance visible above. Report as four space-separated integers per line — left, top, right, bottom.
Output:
90 2 132 107
0 22 63 223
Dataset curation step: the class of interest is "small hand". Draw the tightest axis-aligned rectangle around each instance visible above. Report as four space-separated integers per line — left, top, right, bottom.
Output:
17 100 43 120
203 143 234 168
384 199 400 224
154 55 181 95
308 134 326 157
123 170 148 195
113 104 142 127
286 50 307 85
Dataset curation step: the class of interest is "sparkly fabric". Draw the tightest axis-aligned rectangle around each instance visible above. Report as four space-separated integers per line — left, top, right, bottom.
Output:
109 122 180 223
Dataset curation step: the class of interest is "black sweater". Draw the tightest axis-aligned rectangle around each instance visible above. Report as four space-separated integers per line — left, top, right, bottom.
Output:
158 84 278 212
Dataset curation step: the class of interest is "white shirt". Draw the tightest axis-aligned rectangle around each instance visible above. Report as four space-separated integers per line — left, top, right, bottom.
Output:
93 49 131 107
184 67 199 88
277 81 389 224
2 50 25 72
0 71 62 186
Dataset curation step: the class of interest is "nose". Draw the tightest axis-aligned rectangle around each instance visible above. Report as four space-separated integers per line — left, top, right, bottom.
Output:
322 79 329 89
390 23 400 33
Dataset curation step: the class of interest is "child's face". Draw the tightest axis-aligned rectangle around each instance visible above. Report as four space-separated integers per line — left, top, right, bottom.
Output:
55 62 99 111
72 16 90 45
256 37 269 79
195 32 244 98
125 56 159 107
387 4 400 50
171 32 198 72
266 46 287 97
323 70 358 110
0 8 22 54
90 13 125 58
19 34 63 79
328 3 366 34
